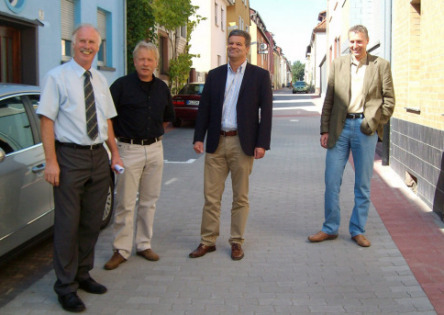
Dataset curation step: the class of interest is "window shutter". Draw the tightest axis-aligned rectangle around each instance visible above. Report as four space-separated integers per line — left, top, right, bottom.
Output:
97 10 106 40
61 0 74 40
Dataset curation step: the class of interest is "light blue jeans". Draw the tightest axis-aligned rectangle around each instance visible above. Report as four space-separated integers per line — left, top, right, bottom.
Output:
322 118 378 237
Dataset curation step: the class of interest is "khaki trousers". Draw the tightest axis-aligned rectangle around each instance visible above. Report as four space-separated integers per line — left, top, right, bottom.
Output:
201 135 254 246
112 141 164 259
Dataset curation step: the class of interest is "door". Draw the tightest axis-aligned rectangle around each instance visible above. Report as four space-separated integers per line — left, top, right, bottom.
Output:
0 26 21 83
0 94 53 256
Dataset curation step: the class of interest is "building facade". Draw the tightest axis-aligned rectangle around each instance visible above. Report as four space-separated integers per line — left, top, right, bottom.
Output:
0 0 126 86
249 8 271 72
226 0 250 33
391 0 444 216
189 0 233 82
306 12 326 95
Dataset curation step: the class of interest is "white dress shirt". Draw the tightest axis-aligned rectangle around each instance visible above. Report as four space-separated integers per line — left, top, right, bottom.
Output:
221 60 247 131
37 59 117 145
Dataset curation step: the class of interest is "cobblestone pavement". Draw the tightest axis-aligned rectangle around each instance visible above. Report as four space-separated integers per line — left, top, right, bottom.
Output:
0 89 441 314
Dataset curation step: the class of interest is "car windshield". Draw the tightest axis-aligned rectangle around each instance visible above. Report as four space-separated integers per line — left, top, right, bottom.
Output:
294 82 306 87
179 84 204 95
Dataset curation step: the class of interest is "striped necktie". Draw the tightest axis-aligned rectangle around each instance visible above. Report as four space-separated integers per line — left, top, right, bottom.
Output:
84 70 98 140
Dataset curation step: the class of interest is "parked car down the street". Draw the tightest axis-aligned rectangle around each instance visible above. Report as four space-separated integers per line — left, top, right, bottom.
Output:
0 83 115 261
172 82 204 127
292 81 309 94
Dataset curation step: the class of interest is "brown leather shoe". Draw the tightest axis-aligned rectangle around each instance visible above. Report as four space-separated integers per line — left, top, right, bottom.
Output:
137 249 160 261
352 234 371 247
104 252 126 270
189 243 216 258
231 243 244 261
308 231 338 242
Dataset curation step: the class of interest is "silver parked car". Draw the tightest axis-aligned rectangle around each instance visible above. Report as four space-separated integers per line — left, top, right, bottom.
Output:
0 84 114 259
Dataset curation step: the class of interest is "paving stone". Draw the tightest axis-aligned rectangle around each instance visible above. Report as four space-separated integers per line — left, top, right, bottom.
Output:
0 91 438 314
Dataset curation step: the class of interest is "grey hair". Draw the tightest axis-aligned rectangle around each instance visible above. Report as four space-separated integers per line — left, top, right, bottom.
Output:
133 41 159 61
228 29 251 48
348 25 369 40
71 23 102 46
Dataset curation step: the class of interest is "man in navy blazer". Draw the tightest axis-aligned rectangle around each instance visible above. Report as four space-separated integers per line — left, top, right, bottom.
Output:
189 29 272 260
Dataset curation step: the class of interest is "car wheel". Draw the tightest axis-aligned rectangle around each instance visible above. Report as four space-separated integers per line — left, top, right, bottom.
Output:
101 174 115 229
173 117 182 127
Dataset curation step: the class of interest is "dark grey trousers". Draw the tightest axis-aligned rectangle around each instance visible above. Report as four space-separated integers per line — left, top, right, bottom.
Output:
53 144 109 296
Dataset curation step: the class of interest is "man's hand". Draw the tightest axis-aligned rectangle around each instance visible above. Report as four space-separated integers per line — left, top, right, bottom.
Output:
111 155 124 173
45 160 60 187
193 141 204 154
320 133 329 149
254 147 265 159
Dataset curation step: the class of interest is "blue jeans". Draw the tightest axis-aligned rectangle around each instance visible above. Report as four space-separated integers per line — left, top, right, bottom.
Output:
322 118 378 237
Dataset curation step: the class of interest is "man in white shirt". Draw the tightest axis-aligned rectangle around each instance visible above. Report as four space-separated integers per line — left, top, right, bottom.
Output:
37 24 122 313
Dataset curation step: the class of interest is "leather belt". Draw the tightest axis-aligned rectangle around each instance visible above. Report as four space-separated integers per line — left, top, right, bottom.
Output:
346 113 364 119
220 130 237 137
56 141 103 150
117 137 162 145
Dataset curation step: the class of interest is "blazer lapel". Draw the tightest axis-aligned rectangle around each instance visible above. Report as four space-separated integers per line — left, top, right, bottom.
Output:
238 63 251 99
363 54 377 96
342 57 351 106
218 66 228 110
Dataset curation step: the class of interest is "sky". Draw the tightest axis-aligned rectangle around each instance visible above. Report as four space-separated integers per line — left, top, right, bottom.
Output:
249 0 327 64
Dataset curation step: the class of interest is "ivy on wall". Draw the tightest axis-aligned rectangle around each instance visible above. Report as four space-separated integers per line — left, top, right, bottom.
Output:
126 0 156 73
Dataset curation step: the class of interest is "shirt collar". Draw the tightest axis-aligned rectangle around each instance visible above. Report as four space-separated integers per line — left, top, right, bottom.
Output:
350 54 368 67
228 60 248 74
70 59 93 79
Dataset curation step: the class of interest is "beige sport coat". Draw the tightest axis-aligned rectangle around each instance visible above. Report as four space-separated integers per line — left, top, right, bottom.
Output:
320 53 395 149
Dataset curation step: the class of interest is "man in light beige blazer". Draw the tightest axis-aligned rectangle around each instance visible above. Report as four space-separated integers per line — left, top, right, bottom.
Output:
308 25 395 247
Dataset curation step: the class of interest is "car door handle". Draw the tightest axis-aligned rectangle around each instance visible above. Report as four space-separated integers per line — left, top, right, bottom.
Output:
32 163 46 173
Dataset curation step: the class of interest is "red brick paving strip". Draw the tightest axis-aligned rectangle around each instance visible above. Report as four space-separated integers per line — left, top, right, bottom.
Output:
371 158 444 315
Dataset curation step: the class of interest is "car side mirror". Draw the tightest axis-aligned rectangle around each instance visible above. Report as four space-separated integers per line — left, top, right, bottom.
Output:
0 148 5 163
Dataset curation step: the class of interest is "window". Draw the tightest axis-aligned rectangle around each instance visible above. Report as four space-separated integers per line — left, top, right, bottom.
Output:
0 97 34 154
215 2 219 26
97 9 107 66
177 25 187 39
239 17 244 31
158 36 169 75
61 0 75 61
221 8 224 31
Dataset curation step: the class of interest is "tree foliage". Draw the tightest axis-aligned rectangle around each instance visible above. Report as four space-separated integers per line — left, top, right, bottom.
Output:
152 0 196 32
168 16 204 95
152 0 204 94
126 0 156 73
292 61 305 82
125 0 204 93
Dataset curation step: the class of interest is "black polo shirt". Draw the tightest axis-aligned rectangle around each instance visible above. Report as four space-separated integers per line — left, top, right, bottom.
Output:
110 72 175 139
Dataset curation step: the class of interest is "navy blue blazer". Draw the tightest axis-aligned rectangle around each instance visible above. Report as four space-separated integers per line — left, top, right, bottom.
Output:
193 63 273 156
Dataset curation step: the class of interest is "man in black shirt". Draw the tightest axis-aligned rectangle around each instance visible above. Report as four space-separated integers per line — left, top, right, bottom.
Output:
104 41 175 270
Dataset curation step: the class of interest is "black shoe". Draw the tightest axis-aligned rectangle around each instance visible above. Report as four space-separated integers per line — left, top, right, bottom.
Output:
78 277 107 294
58 292 86 313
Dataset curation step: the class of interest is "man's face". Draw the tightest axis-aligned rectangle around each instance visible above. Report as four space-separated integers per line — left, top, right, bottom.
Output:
349 31 369 61
133 48 158 81
227 35 249 63
73 26 100 69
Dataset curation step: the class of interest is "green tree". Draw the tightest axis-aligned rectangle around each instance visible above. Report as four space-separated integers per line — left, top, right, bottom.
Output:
152 0 203 94
292 61 305 82
126 0 156 73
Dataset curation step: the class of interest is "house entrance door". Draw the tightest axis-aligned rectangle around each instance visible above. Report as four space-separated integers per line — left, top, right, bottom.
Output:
0 26 21 83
